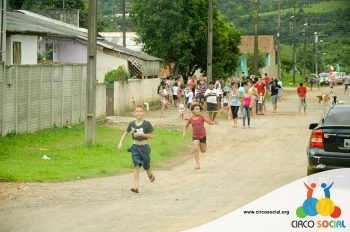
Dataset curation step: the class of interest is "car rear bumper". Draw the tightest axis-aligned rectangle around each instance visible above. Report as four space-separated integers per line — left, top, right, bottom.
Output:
307 155 350 171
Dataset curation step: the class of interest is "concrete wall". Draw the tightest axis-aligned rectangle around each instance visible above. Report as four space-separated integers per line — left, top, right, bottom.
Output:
6 35 37 65
0 63 160 136
0 64 87 136
96 84 106 119
114 78 160 115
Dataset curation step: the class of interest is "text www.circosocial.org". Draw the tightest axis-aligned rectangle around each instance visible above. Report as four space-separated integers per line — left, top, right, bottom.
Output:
243 210 290 215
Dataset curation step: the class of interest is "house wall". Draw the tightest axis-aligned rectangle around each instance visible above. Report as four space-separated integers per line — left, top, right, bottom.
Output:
54 39 128 83
99 32 143 52
56 39 87 63
6 35 37 65
96 49 128 84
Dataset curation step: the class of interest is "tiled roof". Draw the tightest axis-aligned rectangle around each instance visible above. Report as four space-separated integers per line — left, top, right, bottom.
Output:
239 35 275 54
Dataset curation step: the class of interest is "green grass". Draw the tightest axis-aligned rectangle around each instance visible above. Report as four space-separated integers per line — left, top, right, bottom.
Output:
281 73 308 87
0 124 190 182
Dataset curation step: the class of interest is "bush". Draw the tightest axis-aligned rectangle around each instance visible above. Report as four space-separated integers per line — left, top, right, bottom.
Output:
104 65 129 83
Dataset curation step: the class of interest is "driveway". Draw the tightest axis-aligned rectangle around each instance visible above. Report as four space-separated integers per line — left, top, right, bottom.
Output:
0 84 349 232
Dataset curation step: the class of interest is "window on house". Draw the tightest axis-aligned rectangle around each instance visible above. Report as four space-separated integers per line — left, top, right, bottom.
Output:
45 42 53 61
13 41 21 64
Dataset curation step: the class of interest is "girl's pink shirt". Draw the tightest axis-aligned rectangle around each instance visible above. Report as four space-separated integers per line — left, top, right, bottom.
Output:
188 115 206 139
242 94 251 107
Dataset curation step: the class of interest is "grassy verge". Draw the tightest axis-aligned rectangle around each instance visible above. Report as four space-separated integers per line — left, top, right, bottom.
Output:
281 73 308 88
0 124 190 182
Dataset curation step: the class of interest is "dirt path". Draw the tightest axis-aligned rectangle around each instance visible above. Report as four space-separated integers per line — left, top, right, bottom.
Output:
1 85 349 232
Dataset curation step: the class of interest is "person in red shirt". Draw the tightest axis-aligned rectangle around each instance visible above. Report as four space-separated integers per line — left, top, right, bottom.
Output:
255 77 266 115
264 73 271 92
183 105 214 169
297 83 307 114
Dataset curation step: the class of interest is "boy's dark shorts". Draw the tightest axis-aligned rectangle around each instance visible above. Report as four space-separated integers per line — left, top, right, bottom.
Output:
206 102 217 112
128 144 151 170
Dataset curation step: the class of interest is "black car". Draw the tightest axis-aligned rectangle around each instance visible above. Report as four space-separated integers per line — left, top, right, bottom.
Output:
307 104 350 175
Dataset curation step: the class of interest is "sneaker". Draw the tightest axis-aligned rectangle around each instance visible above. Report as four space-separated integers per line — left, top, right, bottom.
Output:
148 174 155 182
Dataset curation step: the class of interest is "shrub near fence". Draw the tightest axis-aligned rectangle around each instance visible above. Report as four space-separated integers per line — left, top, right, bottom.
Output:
0 64 87 136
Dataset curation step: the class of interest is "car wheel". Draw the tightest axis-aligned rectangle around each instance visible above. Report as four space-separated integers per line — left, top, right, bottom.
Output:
307 167 316 176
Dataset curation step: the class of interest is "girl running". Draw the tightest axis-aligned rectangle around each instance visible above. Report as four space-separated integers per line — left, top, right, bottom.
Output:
183 105 214 169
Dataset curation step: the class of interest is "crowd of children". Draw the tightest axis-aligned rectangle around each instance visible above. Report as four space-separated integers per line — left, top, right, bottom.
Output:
121 73 284 193
157 73 283 124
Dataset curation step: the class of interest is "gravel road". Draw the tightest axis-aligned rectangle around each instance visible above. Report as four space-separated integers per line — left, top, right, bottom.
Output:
0 84 348 232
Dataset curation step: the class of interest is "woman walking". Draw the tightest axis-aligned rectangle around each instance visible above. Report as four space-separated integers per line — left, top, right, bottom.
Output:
229 84 241 128
242 87 253 128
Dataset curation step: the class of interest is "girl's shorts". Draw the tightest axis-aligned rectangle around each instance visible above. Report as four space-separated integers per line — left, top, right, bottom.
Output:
192 136 206 143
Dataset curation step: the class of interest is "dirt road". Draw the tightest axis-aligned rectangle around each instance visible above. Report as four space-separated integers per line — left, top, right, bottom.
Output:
1 84 349 232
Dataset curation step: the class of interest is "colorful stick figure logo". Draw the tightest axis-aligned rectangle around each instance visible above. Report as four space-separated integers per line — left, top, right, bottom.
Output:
296 182 342 219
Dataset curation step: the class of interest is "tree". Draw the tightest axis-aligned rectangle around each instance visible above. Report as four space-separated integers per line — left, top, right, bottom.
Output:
130 0 241 79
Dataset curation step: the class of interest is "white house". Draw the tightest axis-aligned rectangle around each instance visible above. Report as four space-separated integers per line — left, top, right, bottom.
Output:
5 10 161 83
99 32 143 52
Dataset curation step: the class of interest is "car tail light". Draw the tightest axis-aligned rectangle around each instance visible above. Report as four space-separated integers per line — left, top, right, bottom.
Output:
310 129 324 148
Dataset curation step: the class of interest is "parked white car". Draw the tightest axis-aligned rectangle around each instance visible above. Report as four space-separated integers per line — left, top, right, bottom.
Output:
334 72 347 84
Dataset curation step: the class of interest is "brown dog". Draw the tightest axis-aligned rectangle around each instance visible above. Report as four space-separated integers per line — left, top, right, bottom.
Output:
316 94 330 103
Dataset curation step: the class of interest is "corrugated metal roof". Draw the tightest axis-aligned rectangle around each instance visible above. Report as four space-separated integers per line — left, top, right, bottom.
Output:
99 40 161 61
6 10 161 62
7 11 86 39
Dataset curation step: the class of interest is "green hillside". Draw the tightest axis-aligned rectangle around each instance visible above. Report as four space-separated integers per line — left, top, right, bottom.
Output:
216 0 350 73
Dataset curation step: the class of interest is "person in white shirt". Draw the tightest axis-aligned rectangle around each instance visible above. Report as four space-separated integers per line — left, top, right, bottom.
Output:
344 75 350 94
172 83 179 106
204 82 218 122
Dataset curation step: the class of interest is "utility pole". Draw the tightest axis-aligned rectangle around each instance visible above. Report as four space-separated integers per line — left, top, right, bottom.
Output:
122 0 126 47
292 2 296 84
86 0 97 144
277 0 281 80
314 32 318 75
303 20 308 77
0 0 6 64
207 0 213 82
253 0 259 76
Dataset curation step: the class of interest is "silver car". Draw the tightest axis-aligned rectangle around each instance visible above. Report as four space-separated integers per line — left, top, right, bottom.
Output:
319 72 329 86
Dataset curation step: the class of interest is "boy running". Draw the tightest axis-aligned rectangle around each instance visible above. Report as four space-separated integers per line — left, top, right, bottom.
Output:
118 105 155 193
183 105 214 169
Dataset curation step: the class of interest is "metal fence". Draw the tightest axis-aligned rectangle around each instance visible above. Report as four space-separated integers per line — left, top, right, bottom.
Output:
0 64 87 136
